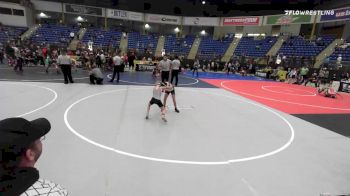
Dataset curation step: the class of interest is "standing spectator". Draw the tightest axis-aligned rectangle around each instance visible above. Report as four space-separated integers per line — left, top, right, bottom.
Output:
128 52 136 71
57 50 74 84
282 54 287 67
42 46 47 59
0 47 4 64
299 66 309 84
170 55 181 86
44 55 51 73
336 54 342 68
5 44 15 66
14 52 24 72
123 52 128 70
0 117 69 195
36 46 44 66
109 50 122 83
96 53 102 68
192 58 199 77
100 51 106 68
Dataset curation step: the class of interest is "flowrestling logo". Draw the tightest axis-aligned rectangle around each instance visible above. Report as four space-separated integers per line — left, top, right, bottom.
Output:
285 10 335 15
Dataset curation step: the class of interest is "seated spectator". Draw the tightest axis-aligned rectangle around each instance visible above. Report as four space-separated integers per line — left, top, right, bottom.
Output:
89 64 104 85
0 117 68 195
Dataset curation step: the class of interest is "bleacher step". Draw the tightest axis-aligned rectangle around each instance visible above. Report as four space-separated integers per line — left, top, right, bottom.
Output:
221 37 240 62
21 24 39 41
266 35 288 57
314 38 344 68
188 37 201 60
155 36 165 57
119 33 128 54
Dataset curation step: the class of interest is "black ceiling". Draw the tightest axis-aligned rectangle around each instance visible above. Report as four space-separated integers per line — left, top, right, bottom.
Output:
18 0 350 16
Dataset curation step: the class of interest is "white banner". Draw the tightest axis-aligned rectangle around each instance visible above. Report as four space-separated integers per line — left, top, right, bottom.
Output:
145 14 181 25
183 17 220 26
107 9 143 22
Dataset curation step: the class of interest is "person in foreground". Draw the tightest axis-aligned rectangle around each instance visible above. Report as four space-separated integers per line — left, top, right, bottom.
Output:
0 117 68 196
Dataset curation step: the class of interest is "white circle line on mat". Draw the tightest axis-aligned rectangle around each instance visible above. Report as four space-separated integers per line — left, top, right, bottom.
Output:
261 85 316 96
221 81 350 111
106 74 199 86
0 82 58 117
64 87 294 165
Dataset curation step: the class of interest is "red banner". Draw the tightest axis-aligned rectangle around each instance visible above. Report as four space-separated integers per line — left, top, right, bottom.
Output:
223 17 260 26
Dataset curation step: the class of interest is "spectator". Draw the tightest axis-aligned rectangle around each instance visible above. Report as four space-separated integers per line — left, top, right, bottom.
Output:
0 47 4 64
0 117 68 195
336 54 342 68
128 52 136 71
69 32 75 40
299 66 309 85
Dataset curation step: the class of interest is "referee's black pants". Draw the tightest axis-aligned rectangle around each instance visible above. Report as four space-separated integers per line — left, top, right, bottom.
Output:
110 66 120 82
161 71 170 82
60 64 73 84
171 69 179 86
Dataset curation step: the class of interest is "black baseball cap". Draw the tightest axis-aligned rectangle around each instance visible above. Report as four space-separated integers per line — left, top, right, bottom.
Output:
0 117 51 151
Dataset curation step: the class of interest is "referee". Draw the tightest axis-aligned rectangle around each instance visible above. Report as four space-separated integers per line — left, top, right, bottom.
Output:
57 50 74 84
109 50 123 83
159 55 171 82
170 55 181 86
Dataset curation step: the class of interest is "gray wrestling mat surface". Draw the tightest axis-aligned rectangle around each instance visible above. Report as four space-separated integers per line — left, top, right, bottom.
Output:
1 81 350 196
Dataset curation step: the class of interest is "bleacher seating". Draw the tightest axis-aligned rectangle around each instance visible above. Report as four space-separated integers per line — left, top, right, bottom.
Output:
278 35 335 57
128 32 158 53
164 34 195 56
81 28 121 48
30 24 79 47
0 25 27 44
197 36 233 59
330 37 350 61
234 36 277 57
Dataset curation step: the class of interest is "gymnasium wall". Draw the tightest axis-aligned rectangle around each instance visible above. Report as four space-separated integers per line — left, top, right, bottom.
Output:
0 1 27 27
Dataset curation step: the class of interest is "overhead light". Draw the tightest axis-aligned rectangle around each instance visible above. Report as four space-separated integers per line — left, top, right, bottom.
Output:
77 16 84 22
202 0 206 5
200 30 206 35
39 12 47 18
145 23 150 29
174 27 180 33
234 34 243 38
39 12 49 18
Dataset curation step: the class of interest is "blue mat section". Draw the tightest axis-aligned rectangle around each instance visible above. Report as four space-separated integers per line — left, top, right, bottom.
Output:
105 71 217 88
183 71 272 81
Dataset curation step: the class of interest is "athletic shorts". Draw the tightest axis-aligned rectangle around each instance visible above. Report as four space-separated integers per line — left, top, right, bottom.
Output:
165 89 175 95
150 98 163 107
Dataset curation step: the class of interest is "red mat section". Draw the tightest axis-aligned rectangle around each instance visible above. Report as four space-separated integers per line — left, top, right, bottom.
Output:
202 79 350 114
